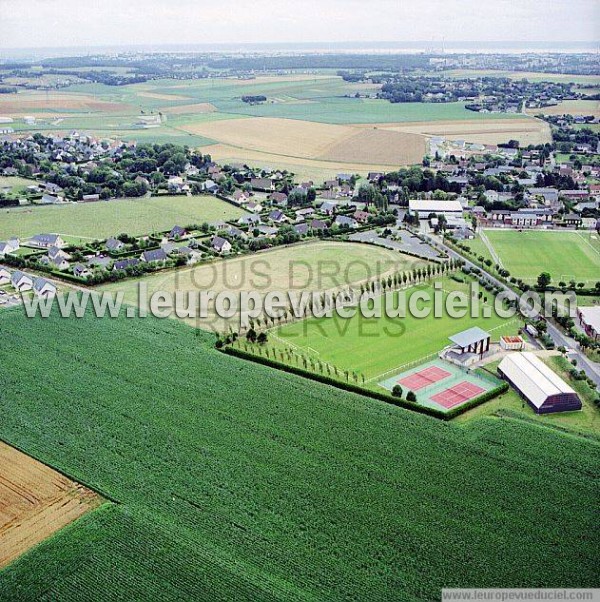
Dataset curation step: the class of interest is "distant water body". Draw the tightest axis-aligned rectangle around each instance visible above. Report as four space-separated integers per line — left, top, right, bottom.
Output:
1 40 598 60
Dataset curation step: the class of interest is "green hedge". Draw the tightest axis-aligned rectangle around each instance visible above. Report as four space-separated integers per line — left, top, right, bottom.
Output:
221 346 508 420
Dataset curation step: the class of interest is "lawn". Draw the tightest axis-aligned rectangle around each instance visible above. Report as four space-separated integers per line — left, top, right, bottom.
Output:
0 195 248 241
269 278 521 381
0 176 37 197
0 306 597 600
484 229 600 285
99 241 425 331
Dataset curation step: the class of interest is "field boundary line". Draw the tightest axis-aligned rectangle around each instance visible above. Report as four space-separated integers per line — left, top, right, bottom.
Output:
367 351 440 384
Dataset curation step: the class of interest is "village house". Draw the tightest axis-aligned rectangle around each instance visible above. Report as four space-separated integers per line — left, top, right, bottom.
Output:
29 234 66 249
268 210 287 224
269 191 288 206
250 177 275 191
238 214 262 227
353 210 370 224
319 201 338 215
334 215 359 229
232 189 249 204
211 236 232 254
0 238 19 256
294 223 309 236
140 249 168 263
73 264 92 279
0 267 11 285
169 225 187 240
310 219 328 232
11 270 33 292
113 258 140 272
33 277 57 298
246 201 263 213
106 237 125 252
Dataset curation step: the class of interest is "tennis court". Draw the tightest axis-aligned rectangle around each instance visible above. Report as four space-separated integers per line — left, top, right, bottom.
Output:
430 382 486 409
379 358 499 412
398 365 452 391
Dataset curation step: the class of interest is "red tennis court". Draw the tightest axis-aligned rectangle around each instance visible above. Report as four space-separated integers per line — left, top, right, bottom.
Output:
430 381 485 409
399 365 452 391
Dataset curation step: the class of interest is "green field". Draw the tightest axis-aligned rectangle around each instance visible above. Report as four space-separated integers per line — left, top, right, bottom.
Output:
0 306 597 600
484 229 600 285
99 241 426 331
0 195 247 241
269 279 521 380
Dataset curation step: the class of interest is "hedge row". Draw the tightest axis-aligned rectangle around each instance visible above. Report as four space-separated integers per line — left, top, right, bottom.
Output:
222 346 507 420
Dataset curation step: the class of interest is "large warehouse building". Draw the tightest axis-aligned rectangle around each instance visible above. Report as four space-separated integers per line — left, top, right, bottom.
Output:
408 199 463 219
498 352 582 414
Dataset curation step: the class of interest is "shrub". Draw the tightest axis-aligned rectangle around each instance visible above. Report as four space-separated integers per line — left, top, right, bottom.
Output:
406 391 417 402
392 385 403 398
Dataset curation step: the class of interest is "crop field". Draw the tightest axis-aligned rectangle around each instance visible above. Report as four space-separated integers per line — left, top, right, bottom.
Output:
4 75 528 176
181 116 427 170
99 241 422 331
484 229 600 285
0 195 247 241
373 117 552 146
0 306 597 600
525 99 600 117
268 279 520 380
0 441 102 569
439 70 600 86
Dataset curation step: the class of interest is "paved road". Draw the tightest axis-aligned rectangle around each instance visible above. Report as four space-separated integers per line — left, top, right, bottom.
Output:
423 232 600 387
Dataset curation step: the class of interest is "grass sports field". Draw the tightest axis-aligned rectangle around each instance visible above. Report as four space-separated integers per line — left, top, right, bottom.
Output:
269 279 521 380
0 195 247 241
99 241 427 331
483 229 600 285
0 306 597 599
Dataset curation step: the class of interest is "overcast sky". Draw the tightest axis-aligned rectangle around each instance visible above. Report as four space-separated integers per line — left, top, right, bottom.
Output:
1 0 598 50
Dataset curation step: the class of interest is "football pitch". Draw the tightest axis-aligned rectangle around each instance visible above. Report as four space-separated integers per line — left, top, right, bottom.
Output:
270 280 521 381
483 229 600 285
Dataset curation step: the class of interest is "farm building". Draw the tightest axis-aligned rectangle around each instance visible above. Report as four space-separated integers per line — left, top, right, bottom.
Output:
408 199 463 219
577 306 600 341
498 352 582 414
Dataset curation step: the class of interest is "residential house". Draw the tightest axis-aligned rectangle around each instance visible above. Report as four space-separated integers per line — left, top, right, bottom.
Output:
247 201 263 213
334 215 358 229
140 249 168 263
169 225 187 240
106 237 125 252
250 177 274 191
211 236 232 254
11 270 33 292
29 233 66 249
268 210 287 224
257 225 279 238
563 213 583 227
40 193 64 204
310 219 328 232
295 208 315 221
0 238 19 256
269 191 288 206
238 214 262 227
73 264 92 279
0 267 11 285
33 277 57 298
113 258 140 271
295 223 310 236
353 210 370 224
201 179 219 193
232 189 249 204
319 201 338 215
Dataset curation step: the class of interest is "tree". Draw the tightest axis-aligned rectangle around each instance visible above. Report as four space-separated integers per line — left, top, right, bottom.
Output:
406 391 417 402
246 328 257 343
537 272 551 290
257 332 268 345
392 385 403 398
